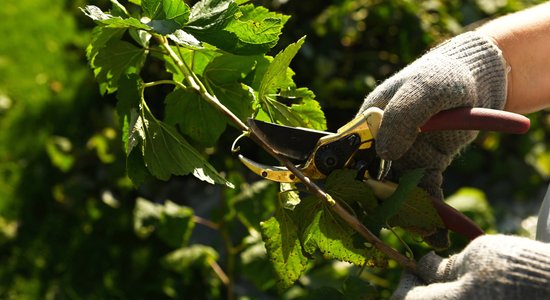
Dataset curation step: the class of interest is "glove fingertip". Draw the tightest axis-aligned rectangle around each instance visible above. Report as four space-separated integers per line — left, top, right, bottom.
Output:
390 272 425 300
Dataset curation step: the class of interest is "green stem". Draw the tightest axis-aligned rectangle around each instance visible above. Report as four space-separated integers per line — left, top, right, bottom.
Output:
153 34 417 273
143 80 186 90
249 129 418 273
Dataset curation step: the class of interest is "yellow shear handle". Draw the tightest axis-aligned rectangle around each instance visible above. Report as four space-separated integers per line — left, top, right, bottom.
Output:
334 107 383 150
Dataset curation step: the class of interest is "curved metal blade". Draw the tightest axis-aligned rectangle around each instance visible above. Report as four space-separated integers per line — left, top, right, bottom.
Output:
247 119 332 162
238 155 299 183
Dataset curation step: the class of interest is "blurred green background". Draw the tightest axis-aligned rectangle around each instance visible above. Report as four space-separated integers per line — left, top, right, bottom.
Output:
1 0 548 299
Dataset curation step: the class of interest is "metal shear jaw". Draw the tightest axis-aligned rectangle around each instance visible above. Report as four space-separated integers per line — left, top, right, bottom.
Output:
238 154 324 183
238 106 393 183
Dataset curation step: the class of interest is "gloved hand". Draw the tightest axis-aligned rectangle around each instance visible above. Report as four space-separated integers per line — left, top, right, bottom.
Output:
359 31 508 199
391 235 550 300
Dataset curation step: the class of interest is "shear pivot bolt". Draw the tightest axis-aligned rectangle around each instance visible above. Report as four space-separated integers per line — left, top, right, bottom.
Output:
324 157 336 167
347 134 359 146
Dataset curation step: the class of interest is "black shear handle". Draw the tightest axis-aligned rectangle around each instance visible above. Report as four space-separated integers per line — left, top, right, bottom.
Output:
420 108 530 134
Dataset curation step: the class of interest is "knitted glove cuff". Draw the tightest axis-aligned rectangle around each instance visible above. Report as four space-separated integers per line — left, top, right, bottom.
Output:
431 31 509 110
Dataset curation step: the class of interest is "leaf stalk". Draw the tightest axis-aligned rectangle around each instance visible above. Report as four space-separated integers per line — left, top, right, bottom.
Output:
155 34 417 273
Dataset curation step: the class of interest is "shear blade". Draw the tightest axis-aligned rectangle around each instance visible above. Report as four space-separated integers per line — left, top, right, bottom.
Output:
247 119 332 162
238 155 298 183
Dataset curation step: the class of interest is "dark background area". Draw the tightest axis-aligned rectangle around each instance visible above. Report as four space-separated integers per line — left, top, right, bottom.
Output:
0 0 548 298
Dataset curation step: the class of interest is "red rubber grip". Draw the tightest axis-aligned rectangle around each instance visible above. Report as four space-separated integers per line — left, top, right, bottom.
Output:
431 198 484 240
420 108 530 134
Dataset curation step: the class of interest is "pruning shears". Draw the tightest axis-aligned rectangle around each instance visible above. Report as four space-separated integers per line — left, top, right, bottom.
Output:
237 107 530 240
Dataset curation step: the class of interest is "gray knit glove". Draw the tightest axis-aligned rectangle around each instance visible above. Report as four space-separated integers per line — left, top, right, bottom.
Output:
391 235 550 300
359 31 508 199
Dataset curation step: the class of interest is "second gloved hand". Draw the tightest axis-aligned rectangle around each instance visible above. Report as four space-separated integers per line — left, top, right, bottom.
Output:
391 235 550 300
360 31 508 199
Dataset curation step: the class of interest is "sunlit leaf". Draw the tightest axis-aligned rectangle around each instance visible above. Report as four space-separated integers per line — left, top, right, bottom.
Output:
168 29 201 47
223 4 288 51
258 37 304 100
256 37 326 130
298 196 386 267
187 0 239 31
82 5 151 30
279 183 300 210
142 0 190 34
260 205 309 290
186 3 288 55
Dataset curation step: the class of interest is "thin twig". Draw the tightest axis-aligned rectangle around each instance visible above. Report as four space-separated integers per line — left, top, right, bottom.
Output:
209 259 230 286
155 34 418 273
249 132 418 272
156 35 248 131
193 215 220 230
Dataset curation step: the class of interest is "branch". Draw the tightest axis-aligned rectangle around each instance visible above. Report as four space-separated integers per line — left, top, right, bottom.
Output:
249 132 418 272
155 34 417 273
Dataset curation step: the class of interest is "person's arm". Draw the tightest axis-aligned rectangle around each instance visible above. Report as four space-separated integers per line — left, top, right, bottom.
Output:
477 2 550 114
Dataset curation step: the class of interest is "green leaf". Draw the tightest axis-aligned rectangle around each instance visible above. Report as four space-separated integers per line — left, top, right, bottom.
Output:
203 54 257 121
365 169 443 235
324 169 377 211
239 237 278 291
157 201 195 248
126 146 150 186
279 183 300 210
116 75 151 186
378 169 425 220
255 37 327 130
231 180 278 232
260 206 309 290
162 244 219 273
258 37 304 99
116 74 142 154
298 197 386 267
186 3 289 55
168 30 201 47
133 198 195 247
387 188 443 235
91 39 147 94
86 26 125 63
155 45 219 82
227 5 288 45
342 276 379 300
142 0 191 34
82 5 151 30
302 287 343 300
141 108 233 187
187 0 239 31
164 88 226 146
